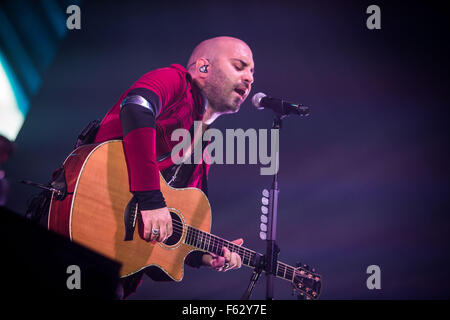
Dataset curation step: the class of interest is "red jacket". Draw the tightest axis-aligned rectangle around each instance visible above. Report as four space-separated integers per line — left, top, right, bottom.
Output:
94 64 210 197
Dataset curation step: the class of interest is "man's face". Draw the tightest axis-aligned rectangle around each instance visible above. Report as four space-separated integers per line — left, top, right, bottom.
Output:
203 42 254 113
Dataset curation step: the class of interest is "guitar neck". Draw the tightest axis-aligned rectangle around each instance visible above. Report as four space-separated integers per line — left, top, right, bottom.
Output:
184 225 297 283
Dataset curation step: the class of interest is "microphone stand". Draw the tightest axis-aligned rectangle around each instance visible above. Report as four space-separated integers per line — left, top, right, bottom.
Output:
265 115 282 300
242 96 309 300
241 115 284 300
241 255 264 300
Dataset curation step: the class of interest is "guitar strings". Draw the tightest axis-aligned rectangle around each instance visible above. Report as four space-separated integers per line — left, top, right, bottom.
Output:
158 222 316 295
141 219 317 294
154 219 314 280
154 218 255 264
169 221 312 281
170 219 255 263
164 221 307 279
134 209 312 279
169 219 245 255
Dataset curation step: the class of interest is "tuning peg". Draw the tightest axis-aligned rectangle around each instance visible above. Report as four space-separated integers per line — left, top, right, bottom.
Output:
260 223 267 232
262 189 269 197
259 231 267 240
260 214 268 223
261 205 268 214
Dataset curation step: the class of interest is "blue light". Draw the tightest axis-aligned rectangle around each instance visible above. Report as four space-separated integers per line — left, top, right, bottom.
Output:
0 7 41 95
41 0 69 39
0 49 29 141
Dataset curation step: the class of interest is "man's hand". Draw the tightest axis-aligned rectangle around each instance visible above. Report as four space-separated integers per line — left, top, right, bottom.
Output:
202 238 244 272
138 207 173 243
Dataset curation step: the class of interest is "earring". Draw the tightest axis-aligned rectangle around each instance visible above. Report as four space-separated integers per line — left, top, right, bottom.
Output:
199 65 209 73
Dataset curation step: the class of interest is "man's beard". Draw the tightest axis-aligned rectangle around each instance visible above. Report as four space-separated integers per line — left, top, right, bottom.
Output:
202 69 242 113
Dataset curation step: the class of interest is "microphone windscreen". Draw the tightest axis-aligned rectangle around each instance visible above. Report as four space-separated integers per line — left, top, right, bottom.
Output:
252 92 267 109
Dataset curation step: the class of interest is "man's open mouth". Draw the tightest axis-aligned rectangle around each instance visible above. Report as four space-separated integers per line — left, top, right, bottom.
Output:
234 88 246 98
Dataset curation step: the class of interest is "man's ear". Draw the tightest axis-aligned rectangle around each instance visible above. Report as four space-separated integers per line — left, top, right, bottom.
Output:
195 58 210 79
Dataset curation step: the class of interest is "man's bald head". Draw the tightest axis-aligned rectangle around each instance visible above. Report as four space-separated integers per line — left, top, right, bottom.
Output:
187 36 255 115
187 36 252 71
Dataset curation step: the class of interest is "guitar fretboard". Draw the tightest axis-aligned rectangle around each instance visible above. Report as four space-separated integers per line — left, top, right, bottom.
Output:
184 226 259 267
183 226 301 283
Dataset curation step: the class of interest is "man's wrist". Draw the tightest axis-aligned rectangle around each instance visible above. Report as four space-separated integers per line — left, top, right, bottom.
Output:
133 190 166 210
201 253 213 267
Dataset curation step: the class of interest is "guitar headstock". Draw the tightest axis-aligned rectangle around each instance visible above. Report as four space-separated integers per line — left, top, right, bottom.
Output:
292 262 322 300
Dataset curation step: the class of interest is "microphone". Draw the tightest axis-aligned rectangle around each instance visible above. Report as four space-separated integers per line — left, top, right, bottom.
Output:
252 92 309 116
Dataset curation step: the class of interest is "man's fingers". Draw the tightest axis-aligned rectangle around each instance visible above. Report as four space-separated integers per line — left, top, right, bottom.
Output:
144 229 151 242
167 221 173 238
210 251 243 272
222 246 231 262
220 246 242 271
150 222 159 242
226 253 241 272
143 221 152 242
236 252 242 268
139 207 172 243
211 256 225 269
158 224 167 242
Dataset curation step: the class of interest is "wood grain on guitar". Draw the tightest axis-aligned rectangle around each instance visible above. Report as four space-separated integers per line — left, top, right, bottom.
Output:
48 140 321 299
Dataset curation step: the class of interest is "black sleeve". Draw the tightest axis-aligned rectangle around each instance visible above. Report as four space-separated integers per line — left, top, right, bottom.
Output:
120 87 166 210
185 250 207 269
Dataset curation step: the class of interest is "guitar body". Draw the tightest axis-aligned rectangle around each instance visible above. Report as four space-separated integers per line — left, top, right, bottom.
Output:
48 140 212 280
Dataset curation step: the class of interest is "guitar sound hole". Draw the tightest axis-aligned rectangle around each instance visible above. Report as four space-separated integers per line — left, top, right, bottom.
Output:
163 211 183 246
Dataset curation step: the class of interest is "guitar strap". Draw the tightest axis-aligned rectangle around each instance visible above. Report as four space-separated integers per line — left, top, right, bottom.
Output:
124 123 209 241
26 120 209 233
26 120 101 226
158 123 209 196
74 119 101 149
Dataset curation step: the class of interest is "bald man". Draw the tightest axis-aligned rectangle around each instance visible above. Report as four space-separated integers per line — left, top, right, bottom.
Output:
93 36 255 298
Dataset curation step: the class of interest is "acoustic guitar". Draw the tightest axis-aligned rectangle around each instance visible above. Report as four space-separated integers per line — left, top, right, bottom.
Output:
48 140 321 299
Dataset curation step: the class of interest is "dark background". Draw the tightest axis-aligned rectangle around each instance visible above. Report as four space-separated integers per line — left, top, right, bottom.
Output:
3 0 450 299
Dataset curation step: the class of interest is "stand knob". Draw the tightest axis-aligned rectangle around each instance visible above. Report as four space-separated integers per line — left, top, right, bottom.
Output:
259 189 270 240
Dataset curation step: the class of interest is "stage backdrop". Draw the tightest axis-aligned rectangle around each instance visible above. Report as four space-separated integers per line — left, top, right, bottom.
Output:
4 0 449 299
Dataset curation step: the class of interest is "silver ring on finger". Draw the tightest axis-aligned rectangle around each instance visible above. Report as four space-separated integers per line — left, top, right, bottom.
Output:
152 228 160 235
